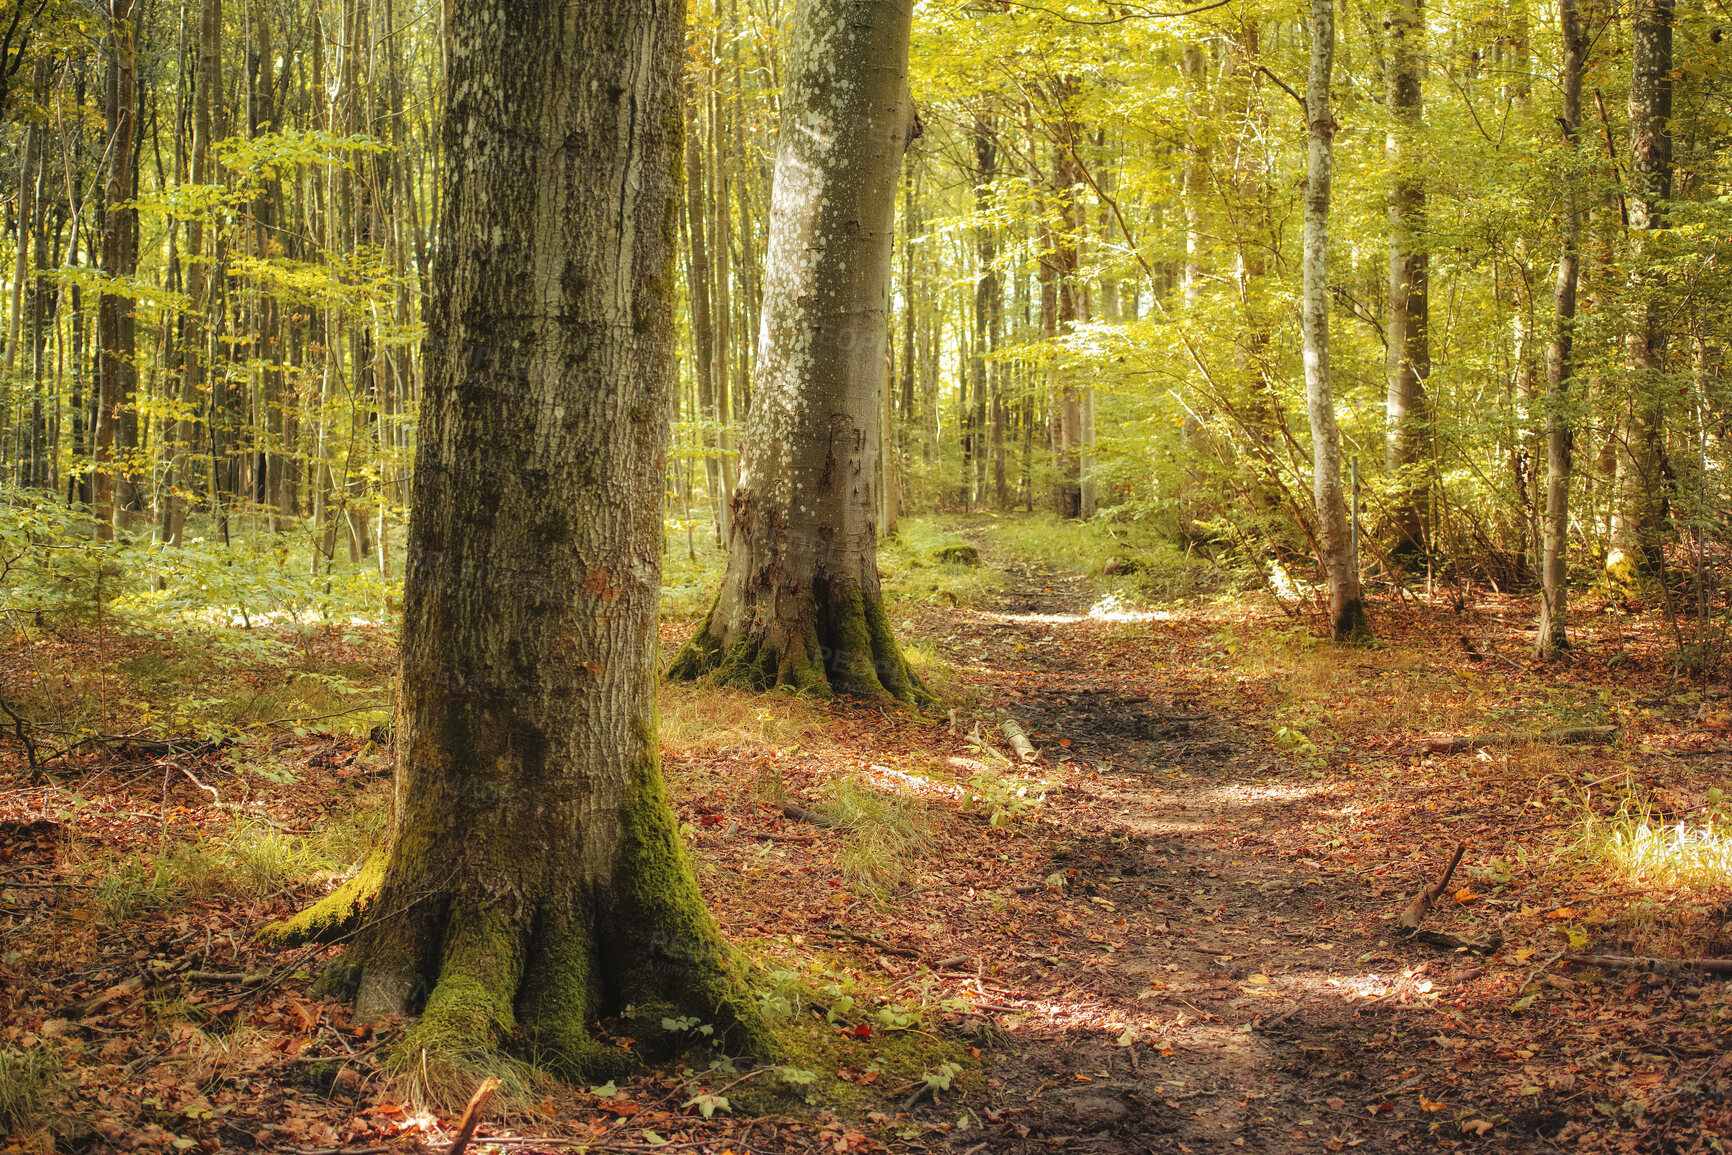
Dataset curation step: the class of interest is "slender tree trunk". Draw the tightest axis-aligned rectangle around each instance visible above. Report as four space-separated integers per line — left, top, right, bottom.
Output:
970 113 998 512
4 63 44 377
93 0 138 539
1181 43 1207 306
1303 0 1369 641
669 0 926 705
1536 0 1585 656
683 97 726 544
1050 83 1082 518
261 0 765 1087
168 0 219 546
1384 0 1430 563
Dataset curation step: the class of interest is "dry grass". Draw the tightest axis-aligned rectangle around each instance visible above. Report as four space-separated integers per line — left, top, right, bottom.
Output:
658 682 829 758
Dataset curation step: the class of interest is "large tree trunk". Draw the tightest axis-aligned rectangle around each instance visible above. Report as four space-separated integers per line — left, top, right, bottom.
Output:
668 0 926 705
260 0 764 1089
1608 0 1674 586
1536 0 1585 657
1302 0 1369 642
1384 0 1430 563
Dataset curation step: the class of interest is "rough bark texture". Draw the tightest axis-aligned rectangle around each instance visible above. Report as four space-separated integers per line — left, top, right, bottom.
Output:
261 0 765 1086
668 0 927 706
1302 0 1369 643
1537 0 1584 657
1384 0 1430 563
1609 0 1673 584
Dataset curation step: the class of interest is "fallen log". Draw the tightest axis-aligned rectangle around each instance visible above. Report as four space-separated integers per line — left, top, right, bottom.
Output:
1419 726 1617 754
1410 928 1501 955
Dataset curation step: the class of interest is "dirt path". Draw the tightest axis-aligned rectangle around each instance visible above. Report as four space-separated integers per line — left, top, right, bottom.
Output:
914 544 1482 1153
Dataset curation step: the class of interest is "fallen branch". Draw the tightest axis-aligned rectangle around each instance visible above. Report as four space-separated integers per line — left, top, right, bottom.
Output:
179 765 221 806
820 927 922 959
447 1077 501 1155
0 685 41 778
1563 954 1732 975
1419 726 1617 754
1516 950 1567 1000
1397 842 1466 930
1411 928 1501 955
1001 718 1039 763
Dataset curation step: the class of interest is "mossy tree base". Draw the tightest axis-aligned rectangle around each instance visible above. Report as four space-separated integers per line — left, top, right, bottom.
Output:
260 754 770 1095
669 577 932 707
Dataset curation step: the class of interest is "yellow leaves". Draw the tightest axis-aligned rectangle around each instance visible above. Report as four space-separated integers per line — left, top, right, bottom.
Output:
1514 947 1536 960
1545 907 1575 919
1453 886 1479 904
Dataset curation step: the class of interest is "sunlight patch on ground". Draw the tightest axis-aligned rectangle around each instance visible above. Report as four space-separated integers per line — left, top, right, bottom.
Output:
134 605 390 629
1087 593 1175 623
988 611 1089 625
1274 967 1441 1005
980 601 1176 627
862 762 963 800
1165 783 1328 807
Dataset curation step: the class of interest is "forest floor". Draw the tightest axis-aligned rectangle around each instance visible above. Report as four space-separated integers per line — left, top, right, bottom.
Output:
3 515 1732 1154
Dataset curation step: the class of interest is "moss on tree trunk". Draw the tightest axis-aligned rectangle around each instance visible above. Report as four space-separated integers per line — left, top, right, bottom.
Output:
259 0 766 1094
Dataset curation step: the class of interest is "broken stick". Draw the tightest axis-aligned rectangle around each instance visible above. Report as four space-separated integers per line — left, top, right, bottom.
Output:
446 1076 501 1155
1398 842 1467 930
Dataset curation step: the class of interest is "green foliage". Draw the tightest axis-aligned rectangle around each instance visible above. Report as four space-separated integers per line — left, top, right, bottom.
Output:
961 767 1048 829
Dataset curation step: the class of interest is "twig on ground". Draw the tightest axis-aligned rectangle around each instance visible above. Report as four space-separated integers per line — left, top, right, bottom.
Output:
1517 950 1567 998
821 927 922 958
1398 842 1466 930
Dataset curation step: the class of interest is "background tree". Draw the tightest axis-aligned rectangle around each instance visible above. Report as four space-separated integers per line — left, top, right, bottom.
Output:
1302 0 1369 641
1537 0 1586 657
668 0 927 704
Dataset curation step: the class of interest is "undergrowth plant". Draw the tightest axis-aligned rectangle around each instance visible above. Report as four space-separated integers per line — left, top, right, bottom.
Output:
1574 785 1732 892
821 776 931 895
0 1045 62 1140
